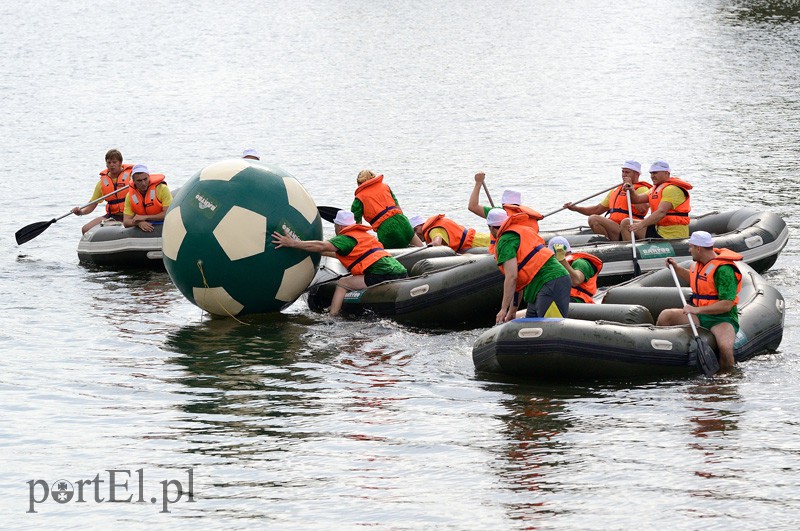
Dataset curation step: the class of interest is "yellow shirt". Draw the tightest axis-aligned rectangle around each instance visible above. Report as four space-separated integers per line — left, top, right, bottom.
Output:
655 185 689 239
428 227 491 249
123 184 172 217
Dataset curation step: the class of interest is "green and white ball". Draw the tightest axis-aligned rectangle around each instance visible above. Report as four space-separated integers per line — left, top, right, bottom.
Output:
162 159 322 316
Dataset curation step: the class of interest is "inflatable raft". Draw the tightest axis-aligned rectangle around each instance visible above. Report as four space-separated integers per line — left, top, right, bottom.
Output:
77 221 164 268
535 207 788 286
305 246 503 327
472 261 785 380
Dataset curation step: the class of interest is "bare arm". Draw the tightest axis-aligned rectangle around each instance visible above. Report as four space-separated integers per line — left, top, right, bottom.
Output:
563 202 608 217
559 258 586 287
468 172 488 217
665 257 690 283
271 231 337 253
496 257 519 324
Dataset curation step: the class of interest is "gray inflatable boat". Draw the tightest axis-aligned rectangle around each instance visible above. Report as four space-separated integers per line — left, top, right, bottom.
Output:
77 220 164 268
472 261 785 380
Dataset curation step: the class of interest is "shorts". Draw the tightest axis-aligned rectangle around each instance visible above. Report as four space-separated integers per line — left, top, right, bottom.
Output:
525 274 571 318
364 271 408 287
105 214 124 222
645 225 662 239
698 313 740 333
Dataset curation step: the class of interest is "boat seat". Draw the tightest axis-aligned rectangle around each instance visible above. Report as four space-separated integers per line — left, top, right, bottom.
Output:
567 303 654 325
601 286 691 320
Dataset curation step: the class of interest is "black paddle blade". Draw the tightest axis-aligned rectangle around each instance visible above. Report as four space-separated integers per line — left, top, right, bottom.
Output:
15 219 56 245
692 337 720 376
317 206 341 223
632 259 642 277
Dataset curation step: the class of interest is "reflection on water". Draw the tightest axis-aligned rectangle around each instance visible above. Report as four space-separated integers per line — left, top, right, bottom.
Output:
723 0 800 23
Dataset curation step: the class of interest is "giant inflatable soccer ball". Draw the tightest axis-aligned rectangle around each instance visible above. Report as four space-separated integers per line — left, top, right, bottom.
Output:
162 159 322 316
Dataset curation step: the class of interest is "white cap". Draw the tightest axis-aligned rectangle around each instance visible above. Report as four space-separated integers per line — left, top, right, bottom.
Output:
242 149 260 159
131 164 149 175
486 208 508 227
547 236 571 253
333 210 356 227
688 231 714 248
501 189 522 205
408 215 426 228
622 160 641 173
649 160 670 173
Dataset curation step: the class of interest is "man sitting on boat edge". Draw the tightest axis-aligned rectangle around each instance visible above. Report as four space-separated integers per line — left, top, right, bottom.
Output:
623 160 692 241
657 231 742 370
71 148 134 234
562 160 651 241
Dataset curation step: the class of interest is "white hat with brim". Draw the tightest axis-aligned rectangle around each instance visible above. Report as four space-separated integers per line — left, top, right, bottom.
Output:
486 208 508 227
408 215 426 228
242 149 260 159
547 236 572 253
688 231 714 248
131 164 149 175
622 160 641 173
649 160 670 173
333 210 356 227
501 189 522 205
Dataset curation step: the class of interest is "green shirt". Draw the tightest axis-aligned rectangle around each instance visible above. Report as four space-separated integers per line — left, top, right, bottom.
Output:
696 264 740 332
328 234 407 275
569 257 596 303
495 232 569 303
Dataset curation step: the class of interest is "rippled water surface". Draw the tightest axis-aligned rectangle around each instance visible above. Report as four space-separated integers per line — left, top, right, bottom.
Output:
2 0 800 528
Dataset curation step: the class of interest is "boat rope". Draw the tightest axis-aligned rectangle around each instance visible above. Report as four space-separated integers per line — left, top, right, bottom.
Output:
196 260 248 325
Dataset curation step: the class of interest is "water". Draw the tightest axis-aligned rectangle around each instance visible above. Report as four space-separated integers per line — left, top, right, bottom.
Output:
2 0 800 528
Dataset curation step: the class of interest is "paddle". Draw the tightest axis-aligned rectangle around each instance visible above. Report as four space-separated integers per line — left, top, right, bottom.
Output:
482 182 495 207
540 183 619 218
317 206 341 223
626 189 642 276
668 263 720 376
15 186 131 245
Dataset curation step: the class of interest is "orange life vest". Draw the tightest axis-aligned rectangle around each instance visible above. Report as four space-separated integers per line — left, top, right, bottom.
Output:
689 248 743 307
336 224 392 275
354 174 402 230
649 178 692 227
128 175 167 216
606 182 652 223
503 204 544 233
566 252 603 303
421 214 476 253
494 213 552 291
99 164 134 216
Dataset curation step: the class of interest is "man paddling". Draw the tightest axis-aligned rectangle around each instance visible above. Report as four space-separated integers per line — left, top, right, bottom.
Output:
272 210 408 316
622 160 692 240
562 160 651 241
468 172 544 232
122 164 172 232
657 231 742 369
71 149 134 234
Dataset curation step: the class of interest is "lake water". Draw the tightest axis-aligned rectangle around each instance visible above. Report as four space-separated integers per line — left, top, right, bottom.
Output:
2 0 800 528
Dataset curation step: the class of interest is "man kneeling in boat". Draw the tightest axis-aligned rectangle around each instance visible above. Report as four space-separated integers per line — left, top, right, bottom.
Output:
71 148 134 234
488 209 571 324
562 160 651 241
657 231 742 370
408 214 490 253
272 210 408 316
547 236 603 304
123 164 172 233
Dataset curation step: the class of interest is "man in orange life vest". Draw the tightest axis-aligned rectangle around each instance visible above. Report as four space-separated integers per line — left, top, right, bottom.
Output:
351 169 423 249
657 231 742 369
408 214 490 253
487 208 571 324
622 160 692 240
122 164 172 232
562 160 651 241
547 236 603 304
272 210 408 316
468 172 544 232
71 149 134 234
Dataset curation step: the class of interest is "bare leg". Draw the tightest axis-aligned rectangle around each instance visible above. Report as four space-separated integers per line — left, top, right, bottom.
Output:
656 308 700 327
81 216 107 234
330 275 368 315
619 218 647 242
710 322 736 369
587 215 621 241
